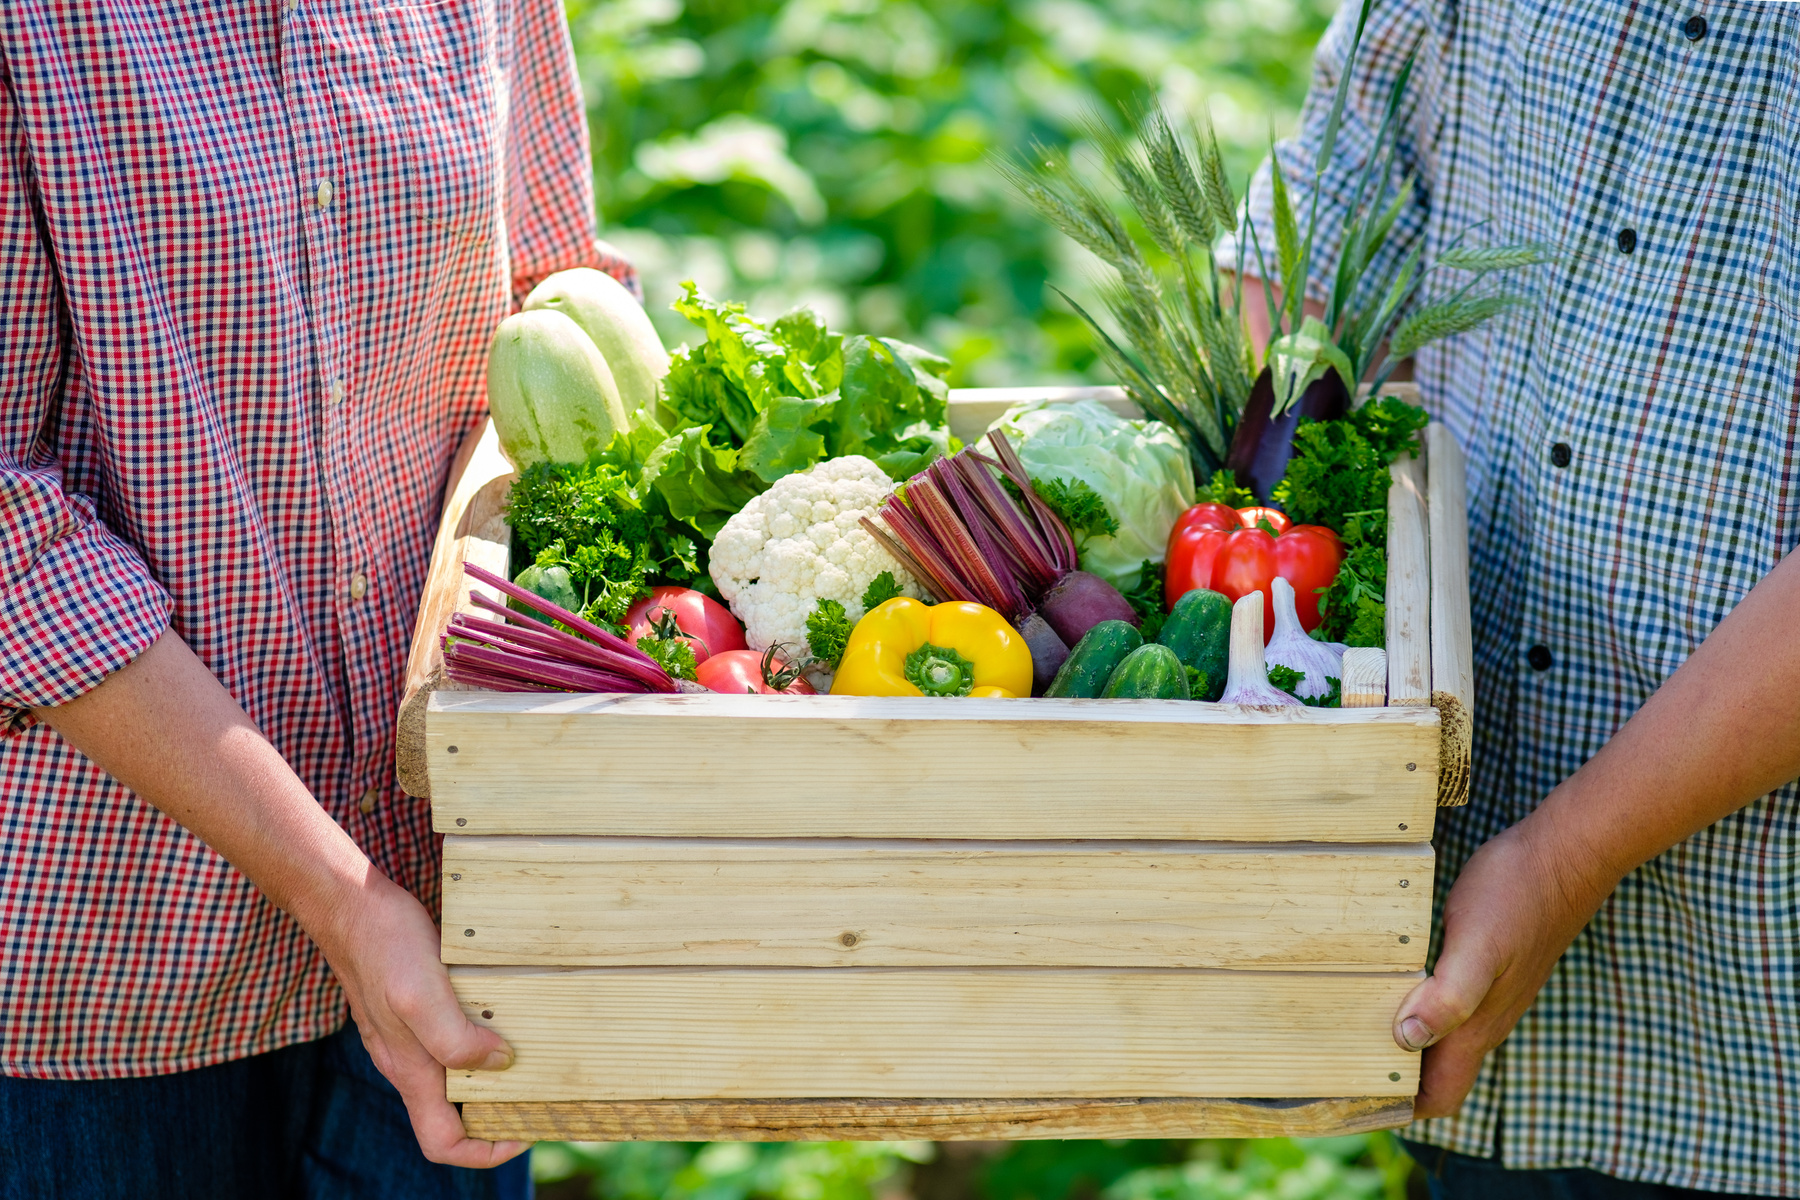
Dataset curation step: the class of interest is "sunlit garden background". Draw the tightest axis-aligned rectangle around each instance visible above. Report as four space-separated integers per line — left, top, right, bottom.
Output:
533 0 1424 1195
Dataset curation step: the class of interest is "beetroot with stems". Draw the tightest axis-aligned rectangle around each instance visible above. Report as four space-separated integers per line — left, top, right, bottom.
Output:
862 430 1138 691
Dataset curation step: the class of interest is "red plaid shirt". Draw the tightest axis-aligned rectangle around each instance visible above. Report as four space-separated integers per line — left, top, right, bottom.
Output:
0 1 634 1078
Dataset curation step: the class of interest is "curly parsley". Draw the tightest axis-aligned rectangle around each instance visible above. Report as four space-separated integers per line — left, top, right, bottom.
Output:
504 460 701 626
1271 396 1429 646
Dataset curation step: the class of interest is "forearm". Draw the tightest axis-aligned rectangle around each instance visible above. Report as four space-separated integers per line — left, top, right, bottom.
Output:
1520 550 1800 900
32 629 377 944
33 627 518 1163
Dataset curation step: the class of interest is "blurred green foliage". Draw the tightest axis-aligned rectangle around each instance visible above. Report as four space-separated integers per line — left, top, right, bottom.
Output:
532 1134 1416 1200
566 0 1335 384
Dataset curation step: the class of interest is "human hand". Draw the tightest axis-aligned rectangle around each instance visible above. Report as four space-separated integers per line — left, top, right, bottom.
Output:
1391 819 1616 1118
313 870 527 1168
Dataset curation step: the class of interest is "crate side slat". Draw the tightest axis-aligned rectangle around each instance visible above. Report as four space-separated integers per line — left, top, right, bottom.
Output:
427 696 1440 840
1385 450 1432 706
1426 423 1474 807
946 386 1133 443
461 1095 1415 1142
446 967 1421 1102
395 418 515 799
441 837 1433 970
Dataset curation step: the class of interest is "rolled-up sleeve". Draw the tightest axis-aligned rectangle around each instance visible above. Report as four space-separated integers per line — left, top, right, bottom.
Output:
0 84 170 727
1226 0 1433 303
503 0 639 306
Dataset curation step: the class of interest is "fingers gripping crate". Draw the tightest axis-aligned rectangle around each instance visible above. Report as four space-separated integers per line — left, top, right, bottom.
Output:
396 385 1473 1142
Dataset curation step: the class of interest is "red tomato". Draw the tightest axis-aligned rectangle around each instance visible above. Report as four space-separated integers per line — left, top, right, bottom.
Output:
625 587 746 666
694 648 816 695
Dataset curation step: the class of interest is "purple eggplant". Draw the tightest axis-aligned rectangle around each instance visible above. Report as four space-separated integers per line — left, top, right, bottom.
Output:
1224 367 1351 505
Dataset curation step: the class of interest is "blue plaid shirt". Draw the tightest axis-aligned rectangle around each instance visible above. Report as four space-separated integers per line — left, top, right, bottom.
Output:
1247 2 1800 1191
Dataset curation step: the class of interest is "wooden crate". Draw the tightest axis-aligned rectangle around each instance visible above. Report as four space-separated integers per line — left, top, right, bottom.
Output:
397 385 1472 1142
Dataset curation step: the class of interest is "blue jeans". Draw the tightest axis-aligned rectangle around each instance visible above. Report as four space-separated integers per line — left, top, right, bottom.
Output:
0 1021 532 1200
1401 1140 1760 1200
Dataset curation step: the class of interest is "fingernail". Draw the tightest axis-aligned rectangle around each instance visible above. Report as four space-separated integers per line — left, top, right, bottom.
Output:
480 1049 514 1071
1397 1016 1434 1051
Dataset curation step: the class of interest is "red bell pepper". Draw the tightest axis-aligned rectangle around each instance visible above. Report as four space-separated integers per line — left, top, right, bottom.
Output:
1164 504 1342 638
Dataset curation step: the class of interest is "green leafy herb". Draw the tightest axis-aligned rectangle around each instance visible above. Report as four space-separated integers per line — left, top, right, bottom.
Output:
861 571 905 610
1196 469 1255 509
636 634 699 682
1267 664 1343 708
1120 559 1166 642
658 282 955 499
1184 664 1210 700
806 597 855 668
1272 396 1429 646
503 462 700 625
1032 477 1119 548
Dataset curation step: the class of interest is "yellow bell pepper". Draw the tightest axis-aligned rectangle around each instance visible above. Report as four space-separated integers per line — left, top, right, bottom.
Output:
830 598 1033 698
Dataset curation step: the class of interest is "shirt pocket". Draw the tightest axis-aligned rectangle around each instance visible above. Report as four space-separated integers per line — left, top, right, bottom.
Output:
376 0 487 74
362 1 498 242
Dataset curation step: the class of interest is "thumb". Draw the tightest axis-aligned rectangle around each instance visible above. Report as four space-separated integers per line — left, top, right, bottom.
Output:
393 973 516 1073
1393 937 1501 1052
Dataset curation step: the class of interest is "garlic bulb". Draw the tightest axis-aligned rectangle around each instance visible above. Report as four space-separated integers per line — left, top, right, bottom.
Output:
1219 592 1302 706
1265 576 1344 701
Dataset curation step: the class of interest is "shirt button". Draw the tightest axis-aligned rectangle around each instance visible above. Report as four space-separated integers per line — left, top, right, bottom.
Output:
359 787 379 814
1617 227 1637 254
1683 14 1708 40
1527 645 1554 672
316 179 335 208
328 378 345 405
1550 442 1572 468
349 572 369 601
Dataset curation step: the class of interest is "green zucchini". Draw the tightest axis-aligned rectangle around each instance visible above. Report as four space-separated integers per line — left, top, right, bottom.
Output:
486 309 629 468
1158 588 1231 701
1100 643 1190 699
1044 620 1141 698
524 268 670 417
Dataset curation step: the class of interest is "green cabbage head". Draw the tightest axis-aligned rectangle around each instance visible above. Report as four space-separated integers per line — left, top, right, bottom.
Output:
988 399 1195 590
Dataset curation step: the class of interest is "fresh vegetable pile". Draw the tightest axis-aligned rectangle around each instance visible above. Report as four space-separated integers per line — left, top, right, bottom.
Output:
443 11 1484 708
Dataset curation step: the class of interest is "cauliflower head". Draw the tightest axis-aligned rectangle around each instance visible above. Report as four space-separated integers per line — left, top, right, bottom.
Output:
709 456 922 652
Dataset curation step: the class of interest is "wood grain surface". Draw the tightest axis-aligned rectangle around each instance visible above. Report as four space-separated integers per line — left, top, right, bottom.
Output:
395 418 515 798
446 967 1423 1102
1340 648 1387 708
426 693 1440 840
1425 423 1473 807
1383 451 1431 707
461 1095 1415 1141
440 838 1434 969
946 386 1134 443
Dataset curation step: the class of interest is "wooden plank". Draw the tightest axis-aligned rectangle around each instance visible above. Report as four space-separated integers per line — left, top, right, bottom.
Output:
1384 450 1431 706
947 386 1132 444
462 1095 1414 1142
1426 423 1473 808
1340 648 1387 708
446 967 1422 1102
427 693 1440 840
396 418 516 798
441 838 1433 970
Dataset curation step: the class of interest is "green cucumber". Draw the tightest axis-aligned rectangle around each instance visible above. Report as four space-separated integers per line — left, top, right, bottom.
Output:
1100 643 1190 699
486 309 629 468
1158 588 1231 701
1044 620 1141 698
